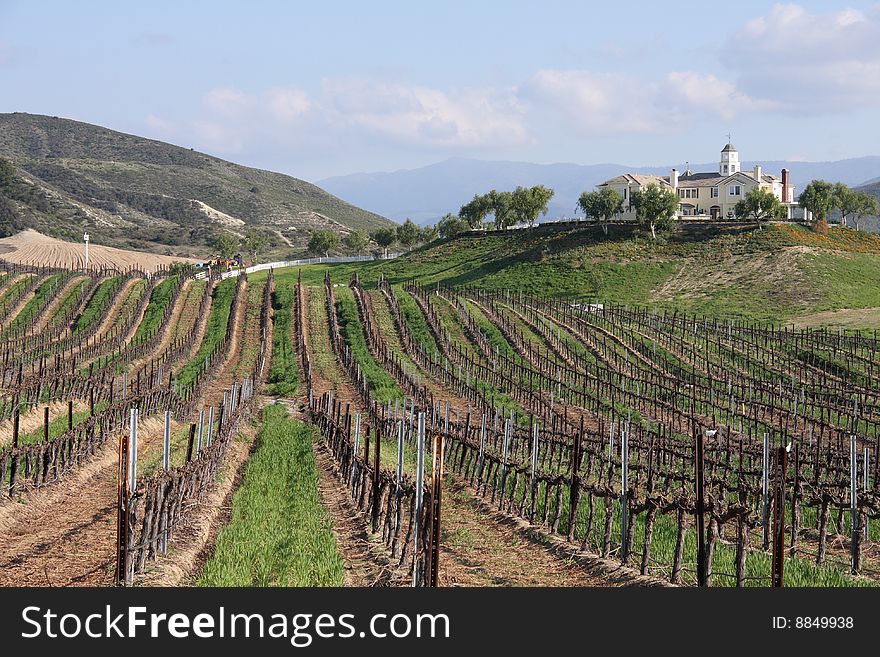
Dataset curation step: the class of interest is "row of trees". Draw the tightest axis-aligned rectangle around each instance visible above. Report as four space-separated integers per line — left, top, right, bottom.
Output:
798 181 878 230
459 185 555 230
306 219 436 258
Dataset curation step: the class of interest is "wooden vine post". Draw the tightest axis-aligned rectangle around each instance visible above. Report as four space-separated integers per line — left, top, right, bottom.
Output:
426 430 444 588
771 445 788 587
694 427 707 587
115 434 130 587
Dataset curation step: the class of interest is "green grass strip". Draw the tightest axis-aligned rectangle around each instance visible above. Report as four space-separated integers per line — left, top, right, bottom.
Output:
73 276 122 333
198 404 345 586
265 282 299 396
131 275 179 345
335 286 402 403
49 277 90 327
3 274 63 334
176 278 237 390
0 274 33 311
395 286 439 354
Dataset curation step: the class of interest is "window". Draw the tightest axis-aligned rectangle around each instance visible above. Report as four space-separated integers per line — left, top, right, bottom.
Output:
728 185 741 196
722 165 727 173
710 187 719 198
622 188 627 199
677 188 699 199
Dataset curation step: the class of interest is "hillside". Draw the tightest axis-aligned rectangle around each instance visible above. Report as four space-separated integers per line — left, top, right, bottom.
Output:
0 113 393 257
319 156 880 225
287 222 880 327
0 229 200 272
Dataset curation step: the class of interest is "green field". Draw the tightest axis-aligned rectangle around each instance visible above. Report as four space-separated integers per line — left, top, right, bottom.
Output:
198 404 345 586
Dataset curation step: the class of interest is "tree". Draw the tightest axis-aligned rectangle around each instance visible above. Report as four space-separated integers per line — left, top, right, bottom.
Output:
371 227 397 258
734 187 784 228
486 190 515 229
799 180 835 223
343 229 369 254
420 224 439 243
853 192 879 231
511 185 555 227
459 194 492 229
577 188 623 235
212 232 240 258
242 229 271 264
396 218 421 250
833 183 861 228
630 184 679 240
437 212 469 239
307 230 339 257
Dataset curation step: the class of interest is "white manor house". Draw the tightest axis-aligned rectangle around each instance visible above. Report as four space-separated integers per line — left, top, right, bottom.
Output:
598 143 802 221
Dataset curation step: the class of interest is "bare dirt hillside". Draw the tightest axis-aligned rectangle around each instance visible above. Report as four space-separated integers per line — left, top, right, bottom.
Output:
0 229 199 272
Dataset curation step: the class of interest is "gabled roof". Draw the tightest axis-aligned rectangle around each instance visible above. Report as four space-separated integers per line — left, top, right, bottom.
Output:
678 172 726 187
599 173 671 187
722 143 737 153
677 170 783 187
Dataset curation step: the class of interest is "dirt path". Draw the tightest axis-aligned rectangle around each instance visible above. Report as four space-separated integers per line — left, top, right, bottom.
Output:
311 432 394 586
0 415 164 586
304 285 364 413
439 478 620 586
158 281 212 376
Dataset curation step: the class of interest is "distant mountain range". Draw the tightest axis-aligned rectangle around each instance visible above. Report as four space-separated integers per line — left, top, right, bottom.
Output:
319 156 880 225
0 113 392 257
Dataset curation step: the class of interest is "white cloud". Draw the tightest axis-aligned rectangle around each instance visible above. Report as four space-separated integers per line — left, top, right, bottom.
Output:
662 72 779 120
521 69 773 136
144 80 527 161
522 70 666 134
267 88 311 121
322 80 528 148
725 3 880 112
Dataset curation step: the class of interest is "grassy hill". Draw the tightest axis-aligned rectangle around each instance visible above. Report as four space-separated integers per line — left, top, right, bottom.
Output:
280 222 880 327
0 113 393 257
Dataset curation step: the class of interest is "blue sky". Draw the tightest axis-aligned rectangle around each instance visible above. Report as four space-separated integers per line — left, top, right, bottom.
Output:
2 1 880 180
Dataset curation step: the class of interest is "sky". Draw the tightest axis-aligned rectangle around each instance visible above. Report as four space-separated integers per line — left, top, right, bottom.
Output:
2 0 880 181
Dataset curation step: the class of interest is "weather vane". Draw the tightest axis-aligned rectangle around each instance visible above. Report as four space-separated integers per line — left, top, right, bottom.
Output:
726 132 732 144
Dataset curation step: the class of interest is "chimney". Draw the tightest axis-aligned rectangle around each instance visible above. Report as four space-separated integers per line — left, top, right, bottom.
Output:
754 164 762 183
670 168 679 189
781 168 789 203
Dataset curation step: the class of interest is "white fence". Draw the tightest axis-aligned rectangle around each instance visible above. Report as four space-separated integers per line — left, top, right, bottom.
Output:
211 253 400 280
